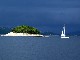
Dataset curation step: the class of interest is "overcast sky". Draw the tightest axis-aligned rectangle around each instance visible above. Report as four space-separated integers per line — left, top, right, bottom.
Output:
0 0 80 33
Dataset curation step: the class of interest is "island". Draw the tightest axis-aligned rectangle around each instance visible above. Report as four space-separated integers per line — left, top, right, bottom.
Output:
1 25 43 37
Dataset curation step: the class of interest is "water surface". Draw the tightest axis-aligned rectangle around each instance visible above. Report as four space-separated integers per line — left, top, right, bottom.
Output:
0 36 80 60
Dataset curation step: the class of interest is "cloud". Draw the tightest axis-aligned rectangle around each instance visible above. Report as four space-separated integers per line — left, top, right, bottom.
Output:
0 0 80 32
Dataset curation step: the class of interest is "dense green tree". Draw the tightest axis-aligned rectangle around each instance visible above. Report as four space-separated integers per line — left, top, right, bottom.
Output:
11 25 40 34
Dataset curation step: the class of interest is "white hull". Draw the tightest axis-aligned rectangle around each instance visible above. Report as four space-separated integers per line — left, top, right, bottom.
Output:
61 37 69 38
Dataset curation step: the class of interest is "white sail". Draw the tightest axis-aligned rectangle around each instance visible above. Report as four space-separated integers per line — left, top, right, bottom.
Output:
63 26 65 35
61 30 65 37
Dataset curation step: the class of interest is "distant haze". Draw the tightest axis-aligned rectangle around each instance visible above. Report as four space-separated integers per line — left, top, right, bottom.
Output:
0 0 80 34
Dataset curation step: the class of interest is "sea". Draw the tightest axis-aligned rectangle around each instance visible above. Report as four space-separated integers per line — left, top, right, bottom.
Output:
0 36 80 60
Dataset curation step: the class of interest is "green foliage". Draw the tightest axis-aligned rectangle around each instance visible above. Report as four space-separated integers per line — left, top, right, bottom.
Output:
12 25 40 34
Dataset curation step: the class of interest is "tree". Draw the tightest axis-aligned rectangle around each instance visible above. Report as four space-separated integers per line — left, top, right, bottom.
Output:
12 25 40 34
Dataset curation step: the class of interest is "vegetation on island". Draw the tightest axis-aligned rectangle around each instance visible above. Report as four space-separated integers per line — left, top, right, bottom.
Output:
11 25 40 34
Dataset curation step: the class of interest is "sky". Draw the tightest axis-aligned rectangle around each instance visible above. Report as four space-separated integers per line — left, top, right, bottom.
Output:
0 0 80 33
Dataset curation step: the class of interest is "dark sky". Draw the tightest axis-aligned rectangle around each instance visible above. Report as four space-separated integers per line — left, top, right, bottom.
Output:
0 0 80 33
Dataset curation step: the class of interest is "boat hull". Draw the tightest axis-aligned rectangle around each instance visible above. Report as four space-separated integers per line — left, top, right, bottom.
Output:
61 37 69 38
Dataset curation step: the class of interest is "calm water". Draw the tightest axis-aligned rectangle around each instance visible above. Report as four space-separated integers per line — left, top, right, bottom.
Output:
0 36 80 60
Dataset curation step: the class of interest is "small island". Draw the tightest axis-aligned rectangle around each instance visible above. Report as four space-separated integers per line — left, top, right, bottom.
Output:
1 25 43 37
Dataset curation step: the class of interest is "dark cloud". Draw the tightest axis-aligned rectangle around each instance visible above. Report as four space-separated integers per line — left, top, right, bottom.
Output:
0 0 80 33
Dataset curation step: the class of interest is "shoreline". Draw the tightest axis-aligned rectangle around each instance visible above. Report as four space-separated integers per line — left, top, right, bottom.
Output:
1 32 44 37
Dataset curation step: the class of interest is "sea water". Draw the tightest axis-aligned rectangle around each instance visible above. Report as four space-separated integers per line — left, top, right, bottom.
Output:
0 36 80 60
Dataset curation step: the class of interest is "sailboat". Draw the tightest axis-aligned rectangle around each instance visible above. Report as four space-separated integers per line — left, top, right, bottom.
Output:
61 25 69 38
